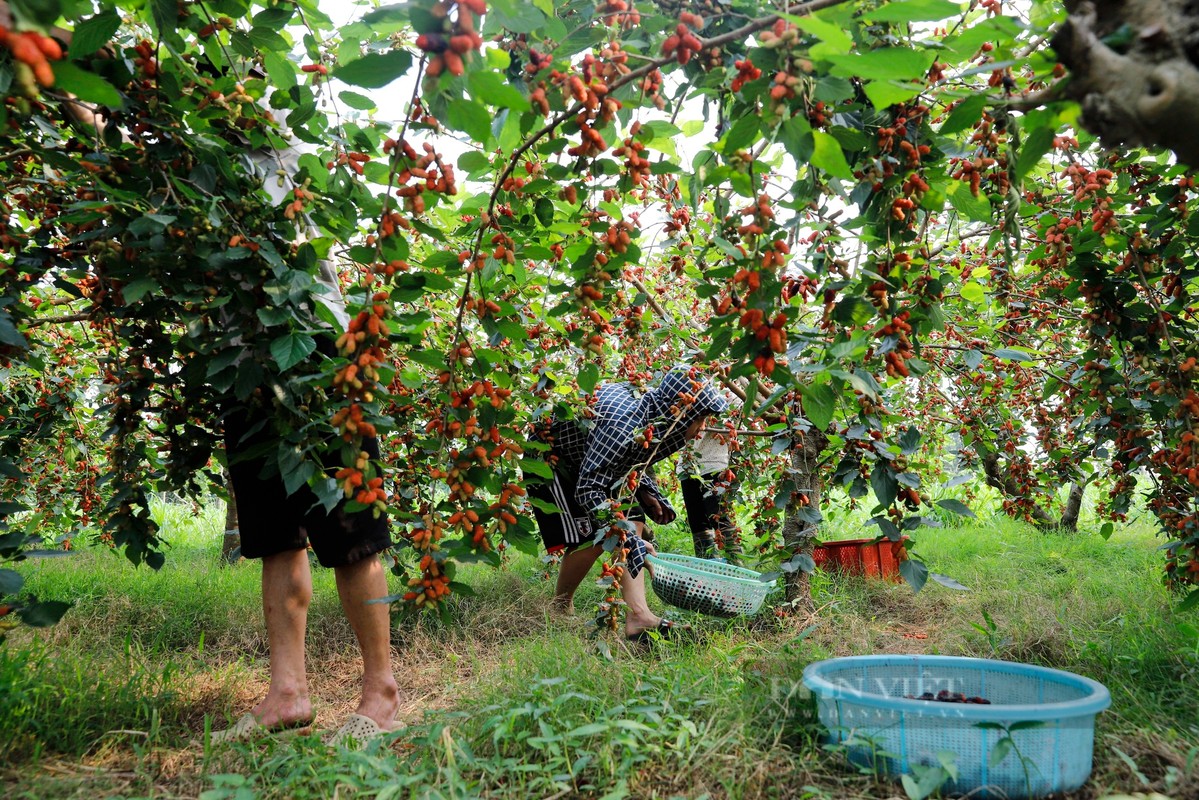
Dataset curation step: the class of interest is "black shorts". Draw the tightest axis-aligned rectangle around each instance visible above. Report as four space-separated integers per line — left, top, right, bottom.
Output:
224 402 391 568
525 467 644 554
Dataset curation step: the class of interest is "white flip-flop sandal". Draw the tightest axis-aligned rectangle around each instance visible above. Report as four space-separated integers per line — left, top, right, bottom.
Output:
324 713 394 748
208 712 313 744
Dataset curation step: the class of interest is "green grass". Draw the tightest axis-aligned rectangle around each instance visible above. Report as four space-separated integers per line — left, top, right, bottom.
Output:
2 504 1198 799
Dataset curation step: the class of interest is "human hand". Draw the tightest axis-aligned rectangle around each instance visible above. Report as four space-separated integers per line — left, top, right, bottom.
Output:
637 489 675 525
637 491 664 524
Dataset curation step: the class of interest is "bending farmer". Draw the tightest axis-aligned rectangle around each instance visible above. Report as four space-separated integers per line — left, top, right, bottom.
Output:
526 367 728 639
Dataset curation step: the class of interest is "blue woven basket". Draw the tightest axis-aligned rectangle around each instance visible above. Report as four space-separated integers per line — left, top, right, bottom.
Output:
802 655 1111 799
646 553 775 617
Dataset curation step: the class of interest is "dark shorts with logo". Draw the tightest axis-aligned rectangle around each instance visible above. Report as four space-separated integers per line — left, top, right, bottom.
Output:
224 401 391 569
523 464 649 578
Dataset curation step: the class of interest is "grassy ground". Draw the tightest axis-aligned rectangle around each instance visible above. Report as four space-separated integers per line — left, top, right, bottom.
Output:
1 499 1197 799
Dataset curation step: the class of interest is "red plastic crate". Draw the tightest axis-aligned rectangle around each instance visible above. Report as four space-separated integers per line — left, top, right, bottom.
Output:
811 537 909 581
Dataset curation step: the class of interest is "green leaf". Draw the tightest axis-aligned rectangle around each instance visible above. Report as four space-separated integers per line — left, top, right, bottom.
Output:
936 498 977 518
262 50 297 91
121 277 157 304
1017 124 1056 179
486 0 546 34
722 115 759 155
334 50 413 89
800 383 836 431
782 114 814 164
863 80 924 110
826 48 936 83
269 332 317 371
458 151 491 174
898 425 921 454
871 463 898 507
864 0 963 23
779 11 852 55
521 459 553 480
992 348 1032 362
468 71 531 111
950 182 992 222
930 572 971 591
150 0 176 37
989 736 1013 766
940 93 988 135
17 600 72 627
959 281 986 305
445 99 493 146
899 559 929 592
248 27 289 52
810 130 853 180
936 750 960 782
578 363 600 393
68 10 122 56
0 568 23 595
0 312 28 349
1177 589 1199 613
361 4 411 32
339 90 376 111
848 368 881 398
253 6 295 28
1008 720 1045 732
534 197 555 227
566 722 610 737
9 0 61 28
127 213 175 237
52 61 122 108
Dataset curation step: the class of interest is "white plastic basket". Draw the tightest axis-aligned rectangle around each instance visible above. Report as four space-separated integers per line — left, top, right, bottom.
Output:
646 552 775 617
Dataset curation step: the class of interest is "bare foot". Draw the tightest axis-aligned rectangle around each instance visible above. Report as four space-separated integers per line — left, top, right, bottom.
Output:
550 595 576 618
624 612 664 639
354 678 400 731
252 688 314 729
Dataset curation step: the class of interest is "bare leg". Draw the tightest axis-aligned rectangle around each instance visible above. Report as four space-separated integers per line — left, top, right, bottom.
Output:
618 521 660 635
621 566 664 637
333 554 400 729
253 548 315 727
553 544 605 612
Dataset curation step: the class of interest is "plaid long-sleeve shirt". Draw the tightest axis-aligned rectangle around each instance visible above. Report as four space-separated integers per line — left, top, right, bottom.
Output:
541 367 729 532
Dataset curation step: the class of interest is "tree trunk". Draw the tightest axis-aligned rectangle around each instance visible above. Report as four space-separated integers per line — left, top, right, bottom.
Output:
1052 0 1199 168
221 466 240 564
782 428 828 611
980 452 1086 532
1059 481 1085 532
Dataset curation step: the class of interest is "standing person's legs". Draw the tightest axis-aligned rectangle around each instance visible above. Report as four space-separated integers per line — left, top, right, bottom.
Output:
304 437 396 740
681 475 717 558
213 406 319 739
703 471 742 561
333 554 400 728
253 547 316 727
620 528 661 635
621 525 684 639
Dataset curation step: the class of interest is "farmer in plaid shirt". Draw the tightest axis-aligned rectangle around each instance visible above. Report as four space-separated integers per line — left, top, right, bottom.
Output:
527 366 728 640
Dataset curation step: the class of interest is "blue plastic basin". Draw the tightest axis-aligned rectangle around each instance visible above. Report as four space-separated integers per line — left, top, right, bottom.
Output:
802 654 1111 798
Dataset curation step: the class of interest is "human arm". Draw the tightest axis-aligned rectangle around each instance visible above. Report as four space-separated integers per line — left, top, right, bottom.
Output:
635 471 676 525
